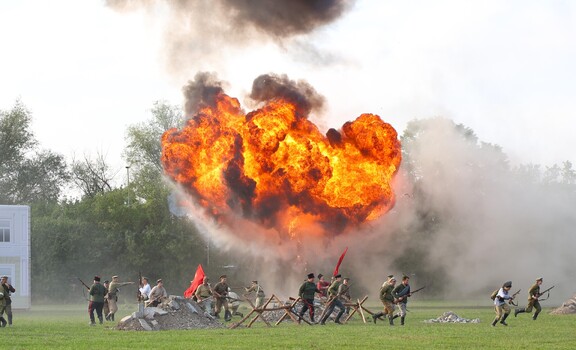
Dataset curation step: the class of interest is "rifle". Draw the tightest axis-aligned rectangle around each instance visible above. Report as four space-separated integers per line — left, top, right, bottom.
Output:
537 285 555 301
77 277 90 290
509 289 521 306
137 271 143 302
410 286 426 294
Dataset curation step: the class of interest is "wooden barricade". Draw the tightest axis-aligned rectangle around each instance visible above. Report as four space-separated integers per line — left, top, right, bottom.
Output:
229 294 310 329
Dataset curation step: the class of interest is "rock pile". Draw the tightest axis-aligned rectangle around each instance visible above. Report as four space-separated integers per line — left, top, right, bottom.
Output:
423 311 480 323
116 296 226 331
550 294 576 315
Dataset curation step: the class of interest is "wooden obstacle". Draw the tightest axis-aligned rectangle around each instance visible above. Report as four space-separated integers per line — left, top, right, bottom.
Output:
229 294 310 329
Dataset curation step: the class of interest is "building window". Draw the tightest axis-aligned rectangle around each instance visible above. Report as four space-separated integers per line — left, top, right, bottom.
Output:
0 220 9 243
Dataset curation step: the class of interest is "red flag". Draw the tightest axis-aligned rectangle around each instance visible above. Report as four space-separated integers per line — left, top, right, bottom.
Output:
184 264 206 298
333 247 348 276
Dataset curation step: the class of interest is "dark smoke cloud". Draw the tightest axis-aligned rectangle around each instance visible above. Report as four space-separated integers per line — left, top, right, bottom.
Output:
182 72 225 117
105 0 355 73
250 73 325 117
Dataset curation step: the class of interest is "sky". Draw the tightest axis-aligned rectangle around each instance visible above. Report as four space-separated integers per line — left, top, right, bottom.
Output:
2 0 576 301
1 0 576 185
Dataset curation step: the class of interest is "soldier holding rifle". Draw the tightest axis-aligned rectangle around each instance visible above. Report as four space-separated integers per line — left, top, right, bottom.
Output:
319 274 346 325
195 276 214 316
491 280 516 326
297 273 320 324
515 277 553 320
373 276 397 325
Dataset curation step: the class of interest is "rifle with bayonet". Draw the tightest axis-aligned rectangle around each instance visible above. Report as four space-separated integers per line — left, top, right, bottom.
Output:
509 289 521 306
536 285 554 301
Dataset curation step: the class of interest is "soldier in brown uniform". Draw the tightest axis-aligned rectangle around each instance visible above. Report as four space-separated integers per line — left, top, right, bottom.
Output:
373 276 397 325
244 280 265 308
514 277 543 320
0 276 15 326
106 275 135 321
195 276 214 316
213 275 231 321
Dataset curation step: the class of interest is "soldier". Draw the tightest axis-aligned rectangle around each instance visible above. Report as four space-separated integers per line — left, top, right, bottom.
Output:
0 276 15 326
316 274 330 299
227 288 243 317
298 273 320 324
319 274 346 325
373 276 397 325
244 280 265 308
213 275 231 321
139 277 151 301
195 276 213 315
515 277 543 320
0 289 6 327
147 279 168 307
491 281 515 326
339 277 352 316
102 280 110 321
88 276 107 326
106 275 135 321
392 275 411 325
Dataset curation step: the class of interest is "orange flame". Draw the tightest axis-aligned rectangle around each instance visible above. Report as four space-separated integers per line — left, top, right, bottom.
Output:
161 91 401 238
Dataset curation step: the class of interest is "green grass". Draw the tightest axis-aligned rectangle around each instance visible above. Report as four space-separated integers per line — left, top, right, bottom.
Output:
5 301 576 349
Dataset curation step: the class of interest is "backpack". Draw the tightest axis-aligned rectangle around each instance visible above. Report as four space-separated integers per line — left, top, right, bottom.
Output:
490 289 499 300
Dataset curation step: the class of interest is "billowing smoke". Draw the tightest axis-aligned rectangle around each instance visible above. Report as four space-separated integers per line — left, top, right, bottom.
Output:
105 0 355 72
345 117 576 304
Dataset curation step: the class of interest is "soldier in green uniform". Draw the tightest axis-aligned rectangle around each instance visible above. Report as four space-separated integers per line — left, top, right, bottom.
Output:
213 275 231 321
88 276 107 326
319 274 346 325
106 275 135 321
0 276 15 326
298 273 320 323
514 277 543 320
373 276 397 325
0 289 6 327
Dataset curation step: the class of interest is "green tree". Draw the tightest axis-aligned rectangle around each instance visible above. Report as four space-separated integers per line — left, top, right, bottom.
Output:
0 101 69 204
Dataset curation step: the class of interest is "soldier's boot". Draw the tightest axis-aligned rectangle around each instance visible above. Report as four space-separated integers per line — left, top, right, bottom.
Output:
514 308 525 317
334 309 345 324
0 317 6 327
236 311 244 318
372 312 383 323
89 316 96 326
98 316 104 325
7 314 12 325
532 312 539 320
224 310 232 322
400 316 405 326
500 313 509 326
111 314 115 321
392 314 400 320
389 315 395 326
491 318 498 327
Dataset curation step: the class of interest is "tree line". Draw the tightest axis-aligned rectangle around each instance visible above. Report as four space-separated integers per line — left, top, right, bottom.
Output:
1 101 575 301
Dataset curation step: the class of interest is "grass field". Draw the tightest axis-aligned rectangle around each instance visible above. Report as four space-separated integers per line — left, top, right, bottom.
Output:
4 301 576 349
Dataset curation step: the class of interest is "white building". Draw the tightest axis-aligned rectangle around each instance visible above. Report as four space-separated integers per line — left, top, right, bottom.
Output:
0 205 31 309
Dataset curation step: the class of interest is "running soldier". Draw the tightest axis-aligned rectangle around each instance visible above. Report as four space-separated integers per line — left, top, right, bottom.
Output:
515 277 543 320
213 275 231 321
319 274 346 325
373 276 397 325
298 273 320 324
492 281 515 326
392 275 411 325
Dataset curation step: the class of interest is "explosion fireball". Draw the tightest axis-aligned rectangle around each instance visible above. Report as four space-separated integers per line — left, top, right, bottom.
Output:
161 74 401 240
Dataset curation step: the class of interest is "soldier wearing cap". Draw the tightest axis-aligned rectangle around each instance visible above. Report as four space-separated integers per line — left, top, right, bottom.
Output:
88 276 107 326
319 274 346 325
147 279 168 307
515 277 544 320
373 275 397 325
106 275 135 321
195 276 213 315
298 273 320 323
245 280 265 308
213 275 231 321
492 280 515 326
0 275 15 326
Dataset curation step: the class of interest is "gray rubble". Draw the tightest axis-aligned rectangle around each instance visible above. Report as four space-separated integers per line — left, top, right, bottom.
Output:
116 296 226 331
423 311 480 323
550 294 576 315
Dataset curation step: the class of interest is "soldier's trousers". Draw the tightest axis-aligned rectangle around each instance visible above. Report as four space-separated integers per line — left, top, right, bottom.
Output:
495 303 511 320
525 300 542 314
0 303 12 325
108 298 118 316
215 297 229 315
299 298 315 321
89 301 104 323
